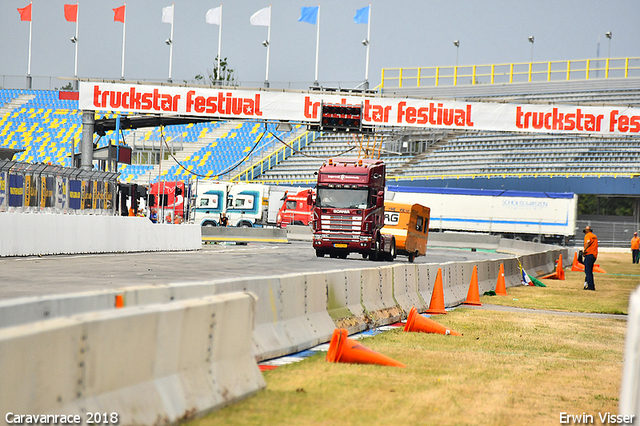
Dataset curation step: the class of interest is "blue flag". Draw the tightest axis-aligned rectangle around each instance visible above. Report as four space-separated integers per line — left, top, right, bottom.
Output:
353 5 369 24
298 6 318 24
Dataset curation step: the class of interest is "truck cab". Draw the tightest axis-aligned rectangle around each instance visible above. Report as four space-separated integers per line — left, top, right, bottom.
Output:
226 183 269 227
193 182 231 226
276 189 315 228
312 157 395 260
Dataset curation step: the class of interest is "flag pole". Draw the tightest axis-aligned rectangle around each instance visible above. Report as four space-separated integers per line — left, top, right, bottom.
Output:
217 4 222 82
314 4 320 85
27 2 33 89
168 3 174 82
121 3 126 80
364 2 371 89
264 5 271 88
74 3 79 80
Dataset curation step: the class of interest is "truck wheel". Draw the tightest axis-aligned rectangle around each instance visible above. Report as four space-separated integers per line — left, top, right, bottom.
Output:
238 221 252 228
370 238 381 261
315 250 325 258
408 252 416 263
362 253 369 259
202 221 217 227
386 239 396 261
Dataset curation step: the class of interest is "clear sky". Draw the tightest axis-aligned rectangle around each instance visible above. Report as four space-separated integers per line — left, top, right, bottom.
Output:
0 0 638 90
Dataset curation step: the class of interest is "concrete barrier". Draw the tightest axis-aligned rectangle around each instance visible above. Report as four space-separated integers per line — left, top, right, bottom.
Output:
0 213 201 257
201 226 288 244
428 232 501 250
0 292 264 425
619 285 640 419
286 225 313 241
360 266 402 325
391 263 427 314
0 242 567 362
324 269 367 333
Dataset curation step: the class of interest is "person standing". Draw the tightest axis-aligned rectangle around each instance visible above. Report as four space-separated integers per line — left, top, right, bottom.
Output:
583 226 598 291
632 232 640 264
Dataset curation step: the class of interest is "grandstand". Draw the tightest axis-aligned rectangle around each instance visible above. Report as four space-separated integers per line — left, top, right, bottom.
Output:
1 60 640 193
0 88 305 185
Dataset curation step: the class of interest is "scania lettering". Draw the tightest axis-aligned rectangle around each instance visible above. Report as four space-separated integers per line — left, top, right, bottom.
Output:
312 158 395 261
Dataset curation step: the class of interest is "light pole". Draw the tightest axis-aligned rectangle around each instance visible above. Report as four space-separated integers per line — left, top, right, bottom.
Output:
528 35 534 63
605 31 612 57
453 40 460 67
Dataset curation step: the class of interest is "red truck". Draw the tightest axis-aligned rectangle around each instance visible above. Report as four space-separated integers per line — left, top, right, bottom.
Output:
312 157 395 261
276 189 315 228
149 181 186 223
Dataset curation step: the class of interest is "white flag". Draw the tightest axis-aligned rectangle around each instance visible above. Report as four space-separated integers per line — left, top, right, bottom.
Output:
162 4 174 24
250 6 270 26
206 6 221 25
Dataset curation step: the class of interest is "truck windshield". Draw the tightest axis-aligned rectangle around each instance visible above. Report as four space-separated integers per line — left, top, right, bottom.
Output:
317 188 369 209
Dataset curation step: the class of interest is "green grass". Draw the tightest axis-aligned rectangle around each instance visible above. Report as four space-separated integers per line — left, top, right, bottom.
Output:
483 252 639 314
188 252 634 426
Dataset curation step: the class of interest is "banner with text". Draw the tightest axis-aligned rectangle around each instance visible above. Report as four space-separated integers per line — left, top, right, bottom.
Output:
79 82 640 135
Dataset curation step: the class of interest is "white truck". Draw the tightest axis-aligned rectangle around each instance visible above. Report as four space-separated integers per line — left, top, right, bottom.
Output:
193 181 232 226
194 181 313 227
387 186 577 244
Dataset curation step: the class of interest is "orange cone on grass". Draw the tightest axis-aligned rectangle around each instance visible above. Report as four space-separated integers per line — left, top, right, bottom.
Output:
404 306 461 336
426 268 447 314
571 251 607 274
540 254 566 280
464 265 482 306
571 252 584 271
495 263 508 296
326 328 405 368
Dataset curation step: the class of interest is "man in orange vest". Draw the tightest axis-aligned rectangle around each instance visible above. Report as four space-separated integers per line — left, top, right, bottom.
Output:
632 232 640 264
583 226 598 291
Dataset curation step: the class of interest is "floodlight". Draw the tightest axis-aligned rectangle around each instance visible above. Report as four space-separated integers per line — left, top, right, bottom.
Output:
165 38 172 46
262 40 269 47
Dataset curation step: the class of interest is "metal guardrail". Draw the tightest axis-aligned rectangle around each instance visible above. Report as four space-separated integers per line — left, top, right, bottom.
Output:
386 171 640 182
381 57 640 88
0 159 118 215
576 220 640 248
231 131 320 182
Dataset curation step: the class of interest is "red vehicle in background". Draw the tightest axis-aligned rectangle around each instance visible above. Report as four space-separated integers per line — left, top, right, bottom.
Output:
149 181 186 223
276 189 315 228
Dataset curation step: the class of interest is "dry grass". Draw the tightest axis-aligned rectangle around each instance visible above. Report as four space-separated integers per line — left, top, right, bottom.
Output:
188 252 634 426
483 252 640 314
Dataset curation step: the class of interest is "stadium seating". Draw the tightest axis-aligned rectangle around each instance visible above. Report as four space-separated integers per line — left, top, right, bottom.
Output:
0 89 303 184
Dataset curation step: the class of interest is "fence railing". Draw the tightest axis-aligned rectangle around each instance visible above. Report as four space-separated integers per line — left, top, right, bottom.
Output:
576 220 640 248
386 171 640 182
381 57 640 89
231 131 319 182
0 160 118 215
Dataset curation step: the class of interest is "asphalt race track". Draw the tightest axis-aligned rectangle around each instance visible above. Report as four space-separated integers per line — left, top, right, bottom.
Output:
0 241 513 300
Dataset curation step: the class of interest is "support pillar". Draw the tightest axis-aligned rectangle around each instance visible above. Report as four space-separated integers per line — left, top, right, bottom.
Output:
81 110 95 171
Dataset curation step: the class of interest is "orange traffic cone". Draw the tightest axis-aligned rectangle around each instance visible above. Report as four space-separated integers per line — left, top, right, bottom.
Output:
571 252 584 272
594 264 607 274
557 254 566 280
115 294 124 308
570 252 607 274
495 263 507 296
426 268 447 314
540 255 566 280
404 306 461 336
326 329 406 368
464 265 482 306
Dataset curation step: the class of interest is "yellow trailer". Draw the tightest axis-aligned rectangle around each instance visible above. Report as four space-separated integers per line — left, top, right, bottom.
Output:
382 201 430 262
